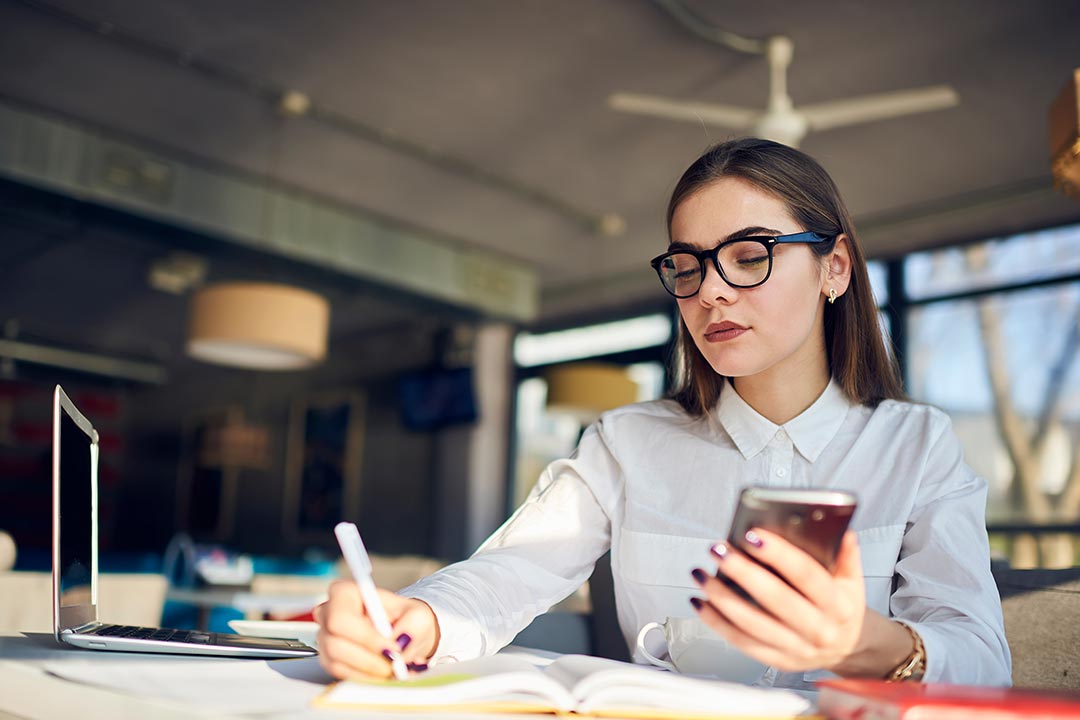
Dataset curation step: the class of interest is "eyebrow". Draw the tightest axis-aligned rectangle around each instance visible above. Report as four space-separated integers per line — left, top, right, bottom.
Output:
667 226 784 252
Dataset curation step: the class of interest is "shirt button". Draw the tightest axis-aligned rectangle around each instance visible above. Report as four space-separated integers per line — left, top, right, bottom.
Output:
776 468 787 477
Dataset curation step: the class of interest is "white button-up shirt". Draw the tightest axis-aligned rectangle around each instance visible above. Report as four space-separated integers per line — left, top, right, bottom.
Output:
404 379 1012 689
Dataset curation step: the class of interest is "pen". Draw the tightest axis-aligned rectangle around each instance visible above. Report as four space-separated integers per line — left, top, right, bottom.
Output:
334 521 409 680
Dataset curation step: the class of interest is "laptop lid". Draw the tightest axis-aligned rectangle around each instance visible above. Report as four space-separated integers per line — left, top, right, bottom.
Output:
49 386 317 658
52 384 100 641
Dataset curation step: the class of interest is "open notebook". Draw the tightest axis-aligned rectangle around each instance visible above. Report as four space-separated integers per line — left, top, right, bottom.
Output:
314 651 814 719
52 384 316 658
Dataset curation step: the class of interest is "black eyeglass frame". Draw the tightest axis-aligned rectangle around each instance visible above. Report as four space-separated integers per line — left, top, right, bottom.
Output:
649 231 832 298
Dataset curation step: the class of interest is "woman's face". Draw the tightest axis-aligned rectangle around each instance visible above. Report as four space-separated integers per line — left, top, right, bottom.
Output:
670 177 831 386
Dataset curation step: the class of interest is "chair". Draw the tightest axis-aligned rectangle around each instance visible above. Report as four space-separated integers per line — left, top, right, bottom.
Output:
587 551 631 662
992 563 1080 689
0 571 166 633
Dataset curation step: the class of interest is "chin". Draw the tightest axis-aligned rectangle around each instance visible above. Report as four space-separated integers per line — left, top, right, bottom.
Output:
699 350 759 379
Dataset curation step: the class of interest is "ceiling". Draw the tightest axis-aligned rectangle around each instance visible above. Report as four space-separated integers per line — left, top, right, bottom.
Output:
1 0 1079 370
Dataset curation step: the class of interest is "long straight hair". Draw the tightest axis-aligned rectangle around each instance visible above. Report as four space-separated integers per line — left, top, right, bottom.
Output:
667 138 904 416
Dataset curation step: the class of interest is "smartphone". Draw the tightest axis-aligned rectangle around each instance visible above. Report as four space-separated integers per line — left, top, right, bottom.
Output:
719 487 857 601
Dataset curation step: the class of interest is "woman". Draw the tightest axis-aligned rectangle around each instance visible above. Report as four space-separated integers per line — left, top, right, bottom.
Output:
315 138 1011 689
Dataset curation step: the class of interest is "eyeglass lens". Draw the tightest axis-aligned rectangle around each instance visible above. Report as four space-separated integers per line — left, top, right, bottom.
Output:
658 240 771 296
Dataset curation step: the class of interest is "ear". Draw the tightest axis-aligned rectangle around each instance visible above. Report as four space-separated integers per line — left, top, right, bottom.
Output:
823 234 853 301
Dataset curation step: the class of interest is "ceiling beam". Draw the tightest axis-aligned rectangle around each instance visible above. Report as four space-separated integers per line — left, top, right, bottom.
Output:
0 338 167 384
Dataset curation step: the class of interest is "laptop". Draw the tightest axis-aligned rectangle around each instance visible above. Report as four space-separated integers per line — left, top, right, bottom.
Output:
52 384 317 658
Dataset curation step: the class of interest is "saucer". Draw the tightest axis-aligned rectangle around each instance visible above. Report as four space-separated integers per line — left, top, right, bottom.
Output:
227 619 319 648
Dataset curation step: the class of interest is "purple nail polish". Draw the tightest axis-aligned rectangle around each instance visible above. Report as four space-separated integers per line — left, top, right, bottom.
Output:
690 596 704 610
711 543 728 559
744 530 763 548
407 662 428 672
381 649 394 661
396 633 412 650
691 568 708 584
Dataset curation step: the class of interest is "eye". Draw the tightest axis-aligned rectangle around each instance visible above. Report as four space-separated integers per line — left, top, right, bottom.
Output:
726 242 769 267
664 253 699 277
736 255 768 268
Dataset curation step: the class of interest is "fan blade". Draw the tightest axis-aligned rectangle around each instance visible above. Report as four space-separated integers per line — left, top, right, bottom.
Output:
800 85 959 131
608 92 759 130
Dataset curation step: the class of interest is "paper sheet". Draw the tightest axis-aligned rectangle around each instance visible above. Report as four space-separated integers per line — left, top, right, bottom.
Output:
43 655 332 715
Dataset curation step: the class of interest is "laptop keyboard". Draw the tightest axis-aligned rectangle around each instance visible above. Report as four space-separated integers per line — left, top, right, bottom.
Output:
91 624 213 644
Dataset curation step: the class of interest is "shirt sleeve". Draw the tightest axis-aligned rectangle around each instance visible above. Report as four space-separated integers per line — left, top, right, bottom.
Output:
400 418 623 663
889 412 1013 685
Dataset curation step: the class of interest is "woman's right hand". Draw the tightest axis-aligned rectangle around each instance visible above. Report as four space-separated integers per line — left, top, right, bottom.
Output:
314 579 441 680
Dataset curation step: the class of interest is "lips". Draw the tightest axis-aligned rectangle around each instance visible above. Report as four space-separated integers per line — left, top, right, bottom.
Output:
704 321 748 342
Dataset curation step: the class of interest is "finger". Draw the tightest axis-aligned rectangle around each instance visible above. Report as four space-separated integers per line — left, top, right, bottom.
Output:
703 542 838 650
722 530 864 651
321 581 399 655
694 564 812 656
708 542 825 629
691 596 810 672
737 528 838 608
390 604 439 664
371 591 418 656
317 632 395 680
833 531 863 582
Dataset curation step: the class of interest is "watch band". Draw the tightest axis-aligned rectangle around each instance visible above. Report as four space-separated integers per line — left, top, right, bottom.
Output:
884 621 926 682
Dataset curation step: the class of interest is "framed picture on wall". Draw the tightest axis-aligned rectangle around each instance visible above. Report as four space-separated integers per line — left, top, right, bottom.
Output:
176 406 242 542
283 390 366 546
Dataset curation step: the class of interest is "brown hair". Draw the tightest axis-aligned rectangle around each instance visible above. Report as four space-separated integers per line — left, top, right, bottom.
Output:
666 138 904 415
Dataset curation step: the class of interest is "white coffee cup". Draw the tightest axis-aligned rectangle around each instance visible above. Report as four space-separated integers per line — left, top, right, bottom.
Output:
635 616 767 683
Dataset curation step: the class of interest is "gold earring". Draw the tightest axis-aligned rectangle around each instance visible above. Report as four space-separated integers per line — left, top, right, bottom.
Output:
828 288 837 304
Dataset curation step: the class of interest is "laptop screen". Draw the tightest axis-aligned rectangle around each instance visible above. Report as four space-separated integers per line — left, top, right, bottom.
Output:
53 386 99 635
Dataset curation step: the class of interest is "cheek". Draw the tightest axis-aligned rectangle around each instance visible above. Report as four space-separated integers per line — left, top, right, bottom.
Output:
759 287 822 344
675 298 701 326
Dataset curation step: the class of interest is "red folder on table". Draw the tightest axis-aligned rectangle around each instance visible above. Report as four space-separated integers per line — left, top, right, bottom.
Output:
817 679 1080 720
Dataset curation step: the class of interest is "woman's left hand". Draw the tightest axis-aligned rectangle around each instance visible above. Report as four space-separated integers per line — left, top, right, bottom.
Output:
691 528 866 674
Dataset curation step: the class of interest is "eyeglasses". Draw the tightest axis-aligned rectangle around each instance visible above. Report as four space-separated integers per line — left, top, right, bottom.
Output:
649 231 830 298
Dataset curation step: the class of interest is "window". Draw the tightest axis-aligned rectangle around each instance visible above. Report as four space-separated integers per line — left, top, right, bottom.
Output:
514 314 672 367
903 222 1080 568
905 223 1080 300
510 315 671 510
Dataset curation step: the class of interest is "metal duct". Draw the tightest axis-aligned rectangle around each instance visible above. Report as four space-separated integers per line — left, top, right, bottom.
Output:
0 99 539 321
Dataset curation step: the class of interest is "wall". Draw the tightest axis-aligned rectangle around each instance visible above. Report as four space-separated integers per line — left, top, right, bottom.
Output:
122 324 443 559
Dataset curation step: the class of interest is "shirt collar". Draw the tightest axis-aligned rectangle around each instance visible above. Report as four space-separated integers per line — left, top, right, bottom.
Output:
716 378 852 462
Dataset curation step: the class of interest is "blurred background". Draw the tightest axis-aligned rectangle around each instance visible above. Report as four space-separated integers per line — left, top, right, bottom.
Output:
1 0 1080 639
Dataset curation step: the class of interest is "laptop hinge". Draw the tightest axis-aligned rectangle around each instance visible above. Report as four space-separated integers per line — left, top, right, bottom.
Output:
68 621 100 634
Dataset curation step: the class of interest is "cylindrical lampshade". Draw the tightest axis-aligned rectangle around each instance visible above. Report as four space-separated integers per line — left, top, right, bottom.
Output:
1050 68 1080 198
544 363 639 424
187 282 329 370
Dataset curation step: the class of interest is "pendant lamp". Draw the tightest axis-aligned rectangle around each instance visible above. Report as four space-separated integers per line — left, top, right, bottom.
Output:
187 282 329 370
1051 68 1080 199
544 363 639 424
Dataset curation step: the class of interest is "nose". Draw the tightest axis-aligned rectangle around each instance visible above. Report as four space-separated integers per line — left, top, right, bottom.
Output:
697 259 737 306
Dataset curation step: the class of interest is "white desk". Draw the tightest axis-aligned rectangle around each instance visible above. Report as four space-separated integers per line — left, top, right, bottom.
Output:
0 630 371 719
0 632 245 719
0 632 815 719
0 632 579 720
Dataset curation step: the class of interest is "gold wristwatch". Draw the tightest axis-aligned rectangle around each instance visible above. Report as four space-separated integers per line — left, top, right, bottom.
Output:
884 622 926 682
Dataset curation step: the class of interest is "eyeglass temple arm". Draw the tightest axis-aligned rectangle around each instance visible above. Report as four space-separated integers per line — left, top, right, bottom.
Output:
772 231 828 244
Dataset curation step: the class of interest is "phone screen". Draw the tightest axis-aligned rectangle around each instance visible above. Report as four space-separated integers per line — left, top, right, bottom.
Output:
720 487 857 602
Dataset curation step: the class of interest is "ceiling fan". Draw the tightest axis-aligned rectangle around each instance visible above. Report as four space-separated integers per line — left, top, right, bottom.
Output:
608 35 959 148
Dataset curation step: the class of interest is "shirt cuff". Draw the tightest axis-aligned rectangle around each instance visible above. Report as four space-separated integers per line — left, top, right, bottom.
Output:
895 619 935 682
